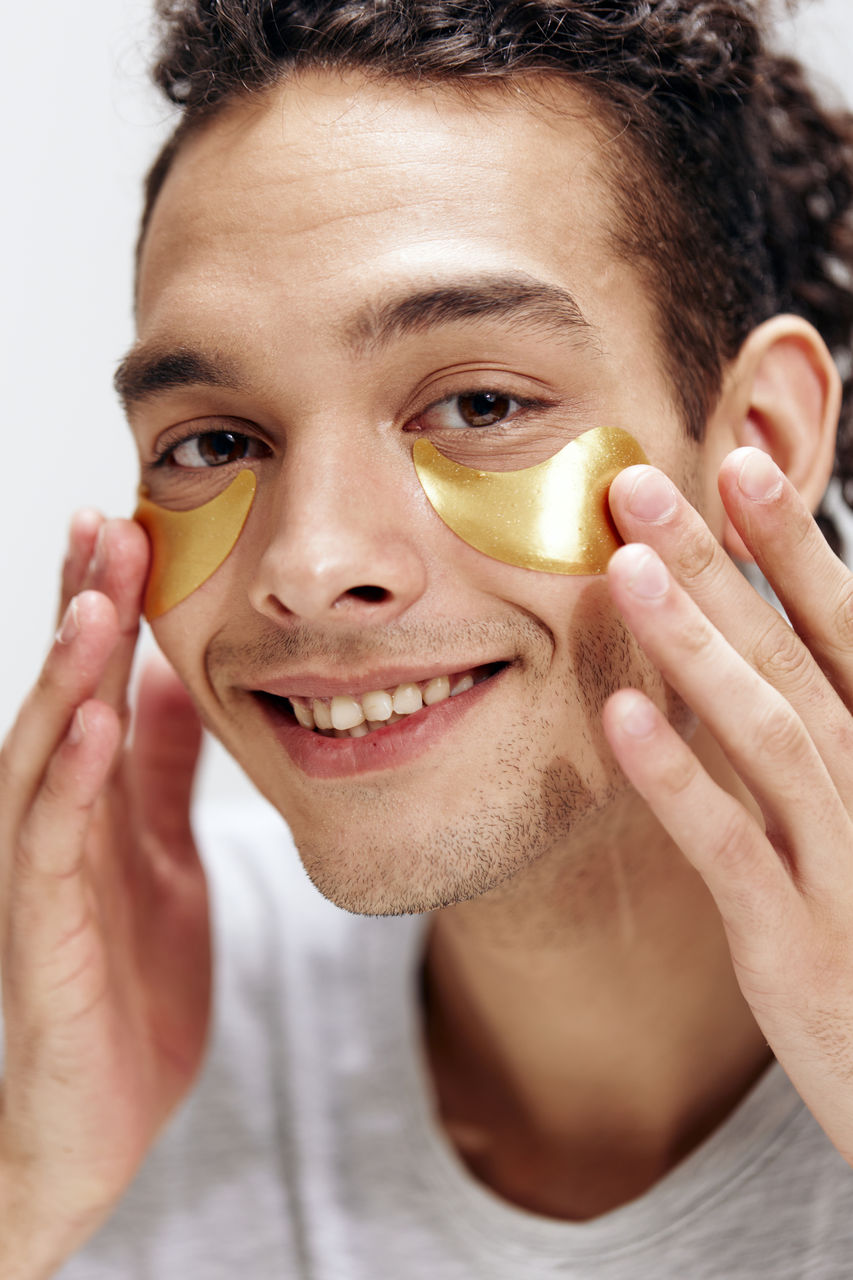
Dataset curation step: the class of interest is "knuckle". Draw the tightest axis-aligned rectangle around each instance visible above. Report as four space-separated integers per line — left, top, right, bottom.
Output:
751 621 812 690
708 807 761 883
654 745 701 798
15 819 82 884
751 697 806 762
670 528 721 587
672 609 715 661
37 764 70 813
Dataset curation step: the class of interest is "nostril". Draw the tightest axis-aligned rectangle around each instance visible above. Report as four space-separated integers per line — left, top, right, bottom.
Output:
347 584 390 604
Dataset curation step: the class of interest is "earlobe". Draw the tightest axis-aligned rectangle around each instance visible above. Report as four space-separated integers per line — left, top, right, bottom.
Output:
710 316 841 561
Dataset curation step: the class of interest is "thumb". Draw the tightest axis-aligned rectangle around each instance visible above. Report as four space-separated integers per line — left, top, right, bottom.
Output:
130 650 202 852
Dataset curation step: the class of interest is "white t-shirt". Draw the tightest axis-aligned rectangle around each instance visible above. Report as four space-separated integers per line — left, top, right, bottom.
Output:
57 801 853 1279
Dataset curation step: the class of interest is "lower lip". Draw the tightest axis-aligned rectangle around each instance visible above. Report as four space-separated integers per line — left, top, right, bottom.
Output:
255 671 505 779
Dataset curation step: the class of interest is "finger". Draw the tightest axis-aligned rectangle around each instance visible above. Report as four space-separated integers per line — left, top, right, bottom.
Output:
129 653 202 858
58 509 104 625
15 700 122 882
0 592 121 842
601 688 791 945
718 448 853 701
4 699 122 1018
79 519 150 719
125 654 209 1043
607 543 852 891
608 463 853 799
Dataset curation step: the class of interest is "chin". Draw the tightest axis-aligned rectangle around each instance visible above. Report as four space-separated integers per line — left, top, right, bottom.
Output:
286 751 619 918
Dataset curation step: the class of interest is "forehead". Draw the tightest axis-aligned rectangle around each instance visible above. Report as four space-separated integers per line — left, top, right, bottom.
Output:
137 71 634 340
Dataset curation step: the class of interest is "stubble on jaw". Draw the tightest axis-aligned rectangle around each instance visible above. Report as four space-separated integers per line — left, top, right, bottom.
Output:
292 750 598 918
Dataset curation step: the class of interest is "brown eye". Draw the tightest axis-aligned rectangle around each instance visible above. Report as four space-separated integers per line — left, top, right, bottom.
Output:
410 389 528 435
457 392 514 427
170 430 256 468
197 431 249 465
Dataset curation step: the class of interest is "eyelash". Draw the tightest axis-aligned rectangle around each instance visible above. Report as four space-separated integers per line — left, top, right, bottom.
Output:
150 387 551 470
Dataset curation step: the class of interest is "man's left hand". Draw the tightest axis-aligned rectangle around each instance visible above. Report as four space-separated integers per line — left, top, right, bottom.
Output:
605 447 853 1167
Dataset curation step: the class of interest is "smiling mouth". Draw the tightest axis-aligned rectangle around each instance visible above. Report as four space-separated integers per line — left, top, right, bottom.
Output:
255 662 506 739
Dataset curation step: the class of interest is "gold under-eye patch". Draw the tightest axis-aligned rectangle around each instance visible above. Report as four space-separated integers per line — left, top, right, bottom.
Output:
134 469 257 620
413 425 647 574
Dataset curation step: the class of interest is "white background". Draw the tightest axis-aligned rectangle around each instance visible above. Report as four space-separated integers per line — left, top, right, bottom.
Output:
2 0 852 807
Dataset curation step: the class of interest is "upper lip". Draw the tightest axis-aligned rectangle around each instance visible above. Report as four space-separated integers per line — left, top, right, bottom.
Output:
251 660 506 701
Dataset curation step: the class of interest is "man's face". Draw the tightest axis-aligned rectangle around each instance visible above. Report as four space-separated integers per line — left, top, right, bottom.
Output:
129 71 710 914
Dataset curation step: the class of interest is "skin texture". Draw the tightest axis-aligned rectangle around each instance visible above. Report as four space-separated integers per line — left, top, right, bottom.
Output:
2 67 853 1255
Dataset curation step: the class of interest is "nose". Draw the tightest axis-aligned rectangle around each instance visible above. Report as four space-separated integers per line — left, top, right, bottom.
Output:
247 439 428 626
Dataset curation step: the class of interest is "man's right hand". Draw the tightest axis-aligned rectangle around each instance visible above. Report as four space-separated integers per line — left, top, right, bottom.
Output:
0 512 211 1278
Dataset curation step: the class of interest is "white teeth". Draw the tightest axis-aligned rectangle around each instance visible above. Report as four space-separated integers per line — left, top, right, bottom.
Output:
288 665 491 736
330 695 365 731
312 699 334 731
392 683 423 715
422 675 451 705
292 700 316 729
361 689 393 722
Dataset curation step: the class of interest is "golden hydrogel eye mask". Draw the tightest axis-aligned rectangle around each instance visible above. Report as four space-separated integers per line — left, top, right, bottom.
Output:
134 469 257 620
413 426 647 574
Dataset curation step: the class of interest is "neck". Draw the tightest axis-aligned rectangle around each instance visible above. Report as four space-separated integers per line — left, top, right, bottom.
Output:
422 727 771 1220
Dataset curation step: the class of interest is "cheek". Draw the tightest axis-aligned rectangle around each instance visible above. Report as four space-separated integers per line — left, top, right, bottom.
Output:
567 584 650 708
148 560 249 708
149 607 212 704
564 582 696 776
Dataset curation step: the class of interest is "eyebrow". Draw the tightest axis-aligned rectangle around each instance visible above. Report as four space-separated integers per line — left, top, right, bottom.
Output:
115 273 594 409
342 274 594 354
114 347 240 410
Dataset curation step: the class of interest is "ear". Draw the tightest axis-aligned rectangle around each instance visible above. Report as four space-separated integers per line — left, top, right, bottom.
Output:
704 315 841 562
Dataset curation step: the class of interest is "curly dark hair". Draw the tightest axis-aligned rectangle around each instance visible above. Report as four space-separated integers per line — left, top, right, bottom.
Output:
143 0 853 544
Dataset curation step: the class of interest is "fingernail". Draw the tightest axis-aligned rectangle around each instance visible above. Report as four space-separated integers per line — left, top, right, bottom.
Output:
627 469 678 523
737 450 783 502
56 597 80 646
618 693 657 738
67 707 86 746
625 546 669 598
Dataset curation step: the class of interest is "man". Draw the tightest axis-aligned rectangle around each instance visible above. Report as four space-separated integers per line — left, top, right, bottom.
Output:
3 0 853 1275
